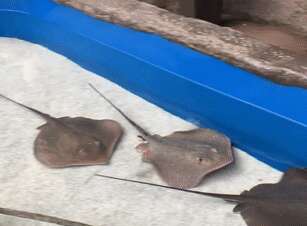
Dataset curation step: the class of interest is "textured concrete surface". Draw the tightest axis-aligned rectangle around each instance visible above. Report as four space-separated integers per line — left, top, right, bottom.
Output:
228 22 307 56
224 0 307 36
141 0 307 36
56 0 307 89
140 0 223 23
0 38 281 226
140 0 180 13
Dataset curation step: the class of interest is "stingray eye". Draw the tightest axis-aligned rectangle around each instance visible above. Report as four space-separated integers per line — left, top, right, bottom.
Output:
197 157 203 163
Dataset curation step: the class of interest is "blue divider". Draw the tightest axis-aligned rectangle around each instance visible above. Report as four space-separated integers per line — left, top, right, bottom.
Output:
1 0 306 170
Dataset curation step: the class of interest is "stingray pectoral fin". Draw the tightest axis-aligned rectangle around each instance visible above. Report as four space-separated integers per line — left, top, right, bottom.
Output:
151 156 217 189
34 136 68 168
36 123 48 130
233 203 248 212
167 128 231 147
61 117 123 164
74 119 123 165
152 162 195 188
239 204 307 226
34 117 123 168
279 168 307 185
165 128 234 164
149 146 233 188
96 119 123 163
36 118 67 130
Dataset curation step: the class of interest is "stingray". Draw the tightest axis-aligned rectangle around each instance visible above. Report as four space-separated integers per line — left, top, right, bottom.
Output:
89 83 234 189
96 168 307 226
0 94 123 168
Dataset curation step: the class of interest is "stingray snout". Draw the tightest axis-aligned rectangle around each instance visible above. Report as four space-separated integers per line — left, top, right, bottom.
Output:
136 143 151 161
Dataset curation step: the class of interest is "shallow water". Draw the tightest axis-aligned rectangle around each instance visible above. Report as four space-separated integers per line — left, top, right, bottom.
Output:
0 38 281 226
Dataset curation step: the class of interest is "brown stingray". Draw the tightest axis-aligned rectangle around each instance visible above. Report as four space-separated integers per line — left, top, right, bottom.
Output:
97 168 307 226
89 83 234 189
0 94 123 168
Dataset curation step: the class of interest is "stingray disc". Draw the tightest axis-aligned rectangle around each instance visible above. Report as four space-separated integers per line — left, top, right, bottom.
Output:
34 117 123 168
232 168 307 226
137 128 234 188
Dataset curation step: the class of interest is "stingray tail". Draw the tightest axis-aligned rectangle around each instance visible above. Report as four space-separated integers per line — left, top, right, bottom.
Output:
89 83 151 137
0 207 94 226
0 93 54 121
95 174 246 203
195 192 246 203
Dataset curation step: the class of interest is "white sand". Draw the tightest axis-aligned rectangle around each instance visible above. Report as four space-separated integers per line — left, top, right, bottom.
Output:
0 38 281 226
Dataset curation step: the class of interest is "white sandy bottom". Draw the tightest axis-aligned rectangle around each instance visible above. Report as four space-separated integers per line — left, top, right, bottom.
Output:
0 38 281 226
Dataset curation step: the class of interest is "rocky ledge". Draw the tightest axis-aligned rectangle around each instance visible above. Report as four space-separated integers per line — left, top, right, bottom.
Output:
56 0 307 89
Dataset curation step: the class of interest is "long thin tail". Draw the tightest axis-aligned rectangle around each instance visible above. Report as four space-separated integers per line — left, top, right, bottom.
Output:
0 207 94 226
0 94 53 121
89 83 150 137
95 174 246 203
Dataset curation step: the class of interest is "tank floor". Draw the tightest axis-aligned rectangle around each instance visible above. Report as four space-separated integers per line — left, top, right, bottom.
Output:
0 38 281 226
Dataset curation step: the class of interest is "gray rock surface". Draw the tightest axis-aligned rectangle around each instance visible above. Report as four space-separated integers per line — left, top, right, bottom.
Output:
224 0 307 35
56 0 307 89
140 0 180 13
140 0 307 36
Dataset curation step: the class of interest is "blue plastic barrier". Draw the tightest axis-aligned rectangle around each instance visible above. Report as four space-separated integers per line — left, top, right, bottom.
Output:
1 0 306 170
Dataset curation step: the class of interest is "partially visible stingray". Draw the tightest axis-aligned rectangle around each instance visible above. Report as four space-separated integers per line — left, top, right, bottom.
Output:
0 94 123 168
96 168 307 226
89 83 234 189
